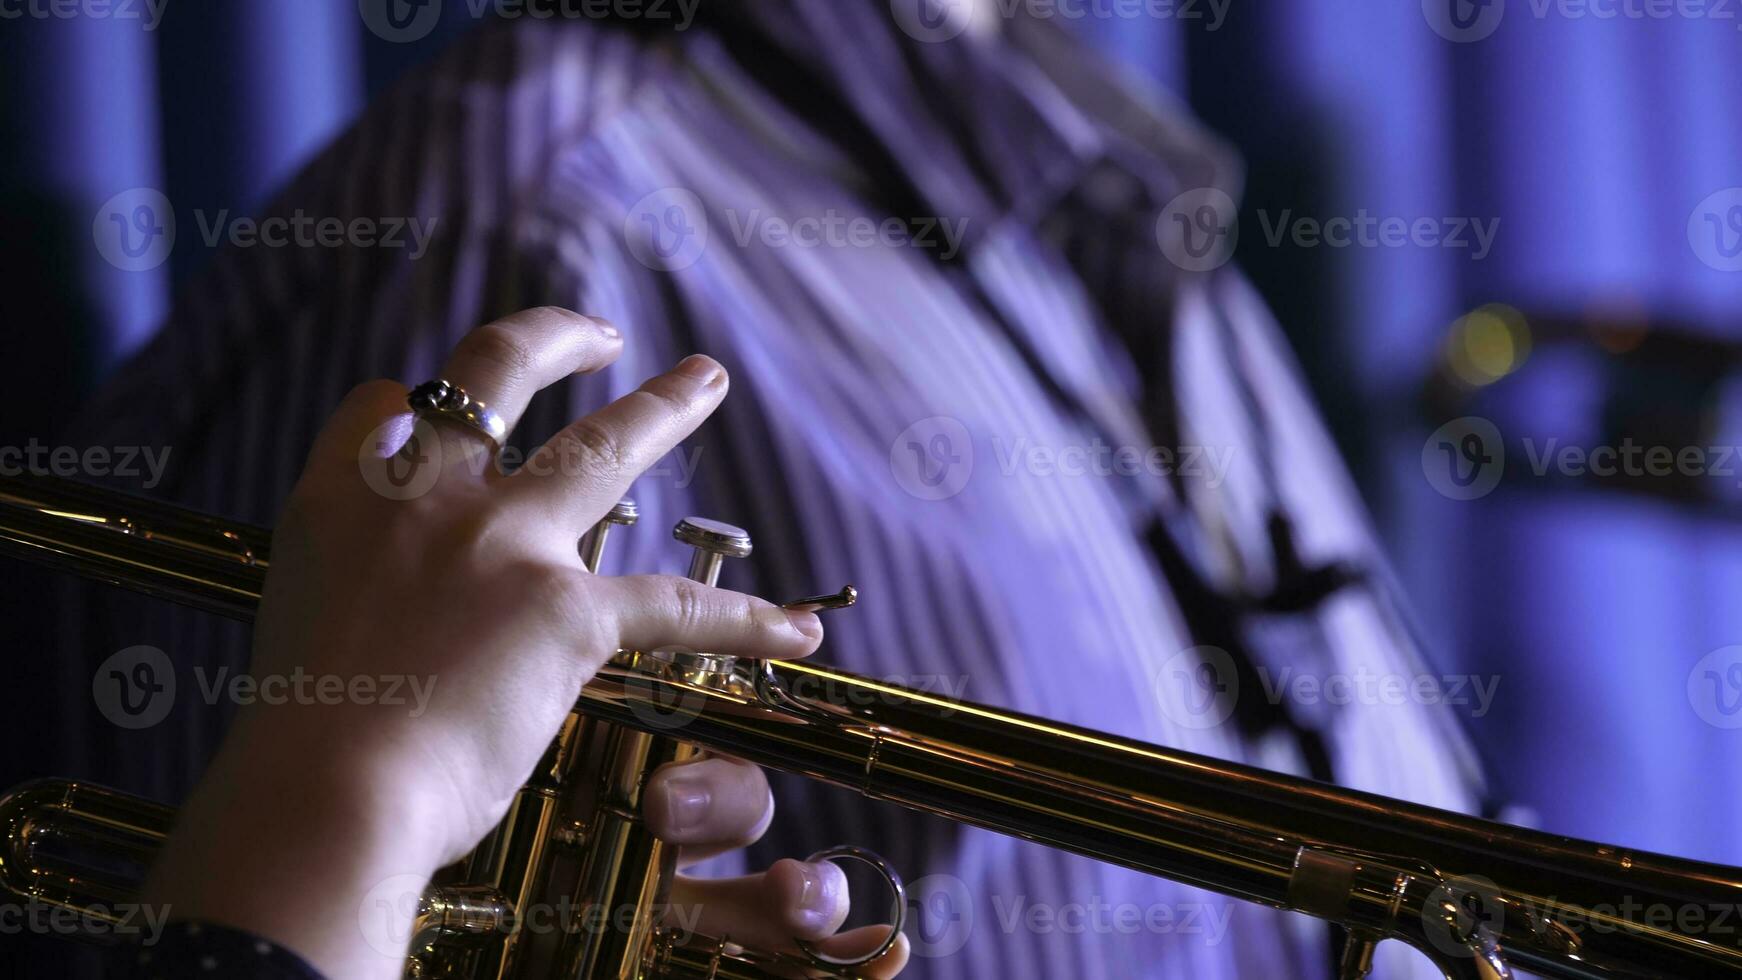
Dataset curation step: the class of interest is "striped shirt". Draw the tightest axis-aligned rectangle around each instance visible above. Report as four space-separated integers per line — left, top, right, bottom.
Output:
64 4 1486 977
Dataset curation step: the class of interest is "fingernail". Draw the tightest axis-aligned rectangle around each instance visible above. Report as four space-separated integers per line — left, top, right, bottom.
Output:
755 604 822 642
675 354 724 385
589 316 620 340
795 862 843 933
785 609 823 641
662 776 710 836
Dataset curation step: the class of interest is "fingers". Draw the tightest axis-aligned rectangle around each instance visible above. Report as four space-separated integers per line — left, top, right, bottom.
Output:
669 859 849 951
435 307 622 439
307 308 622 482
596 575 822 662
802 927 911 979
644 756 774 866
507 355 727 529
308 379 414 474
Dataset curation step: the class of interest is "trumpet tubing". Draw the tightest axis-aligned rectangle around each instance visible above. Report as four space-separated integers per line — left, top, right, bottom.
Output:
3 472 1742 979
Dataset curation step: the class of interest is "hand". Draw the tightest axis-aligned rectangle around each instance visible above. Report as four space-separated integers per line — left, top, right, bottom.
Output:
142 308 906 978
647 755 909 976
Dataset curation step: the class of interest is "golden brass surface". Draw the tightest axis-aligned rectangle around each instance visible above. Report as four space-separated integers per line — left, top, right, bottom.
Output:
4 473 1741 979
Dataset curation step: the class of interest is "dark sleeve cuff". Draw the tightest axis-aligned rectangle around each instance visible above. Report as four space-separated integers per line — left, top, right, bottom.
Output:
130 921 324 980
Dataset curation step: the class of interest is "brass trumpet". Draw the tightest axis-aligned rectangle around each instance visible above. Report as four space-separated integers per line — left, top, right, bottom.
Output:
3 470 1741 979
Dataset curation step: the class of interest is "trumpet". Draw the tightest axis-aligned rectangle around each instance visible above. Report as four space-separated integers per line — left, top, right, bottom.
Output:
3 471 1741 979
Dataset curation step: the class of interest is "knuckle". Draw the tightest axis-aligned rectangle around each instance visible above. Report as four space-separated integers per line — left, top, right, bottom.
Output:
630 378 693 417
536 568 608 644
527 304 581 323
667 577 713 638
559 417 632 478
344 378 406 406
456 322 538 380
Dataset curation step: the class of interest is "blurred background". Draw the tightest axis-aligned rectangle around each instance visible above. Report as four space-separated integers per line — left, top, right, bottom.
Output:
3 0 1741 918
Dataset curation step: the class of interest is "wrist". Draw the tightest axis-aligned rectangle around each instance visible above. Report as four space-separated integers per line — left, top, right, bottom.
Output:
142 713 454 979
222 708 458 868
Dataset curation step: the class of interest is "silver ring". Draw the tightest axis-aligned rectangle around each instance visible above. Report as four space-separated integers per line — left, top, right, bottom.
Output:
407 379 507 449
793 845 907 969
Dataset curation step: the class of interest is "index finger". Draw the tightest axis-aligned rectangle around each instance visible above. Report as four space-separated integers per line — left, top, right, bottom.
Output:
507 354 727 529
